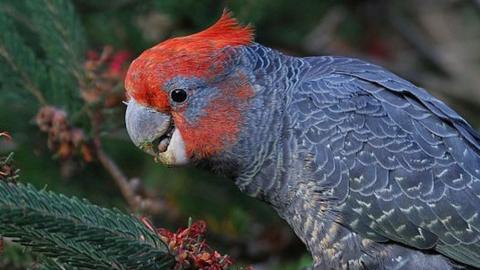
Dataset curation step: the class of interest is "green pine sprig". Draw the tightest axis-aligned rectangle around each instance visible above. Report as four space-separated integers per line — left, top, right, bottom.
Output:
24 0 86 113
0 0 87 114
0 181 175 270
0 10 49 106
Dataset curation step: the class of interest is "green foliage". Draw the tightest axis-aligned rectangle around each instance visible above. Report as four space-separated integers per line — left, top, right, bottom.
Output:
0 242 35 270
0 181 174 270
0 0 85 115
25 0 86 113
0 11 48 105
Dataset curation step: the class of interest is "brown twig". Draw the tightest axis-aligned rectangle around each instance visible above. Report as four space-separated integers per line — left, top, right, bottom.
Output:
90 106 174 217
96 147 178 217
95 147 139 209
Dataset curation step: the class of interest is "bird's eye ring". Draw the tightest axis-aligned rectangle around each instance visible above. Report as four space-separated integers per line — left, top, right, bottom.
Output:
170 89 188 103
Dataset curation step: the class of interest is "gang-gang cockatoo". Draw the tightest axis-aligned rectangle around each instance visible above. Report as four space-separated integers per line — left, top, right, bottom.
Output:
125 11 480 270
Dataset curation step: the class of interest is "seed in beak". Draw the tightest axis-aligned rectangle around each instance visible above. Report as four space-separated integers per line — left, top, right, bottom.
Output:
157 138 170 153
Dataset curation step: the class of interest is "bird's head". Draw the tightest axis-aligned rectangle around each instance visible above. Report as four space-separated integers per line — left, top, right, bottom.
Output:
124 11 255 166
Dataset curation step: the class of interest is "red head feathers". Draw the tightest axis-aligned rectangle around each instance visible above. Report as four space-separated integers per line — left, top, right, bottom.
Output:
125 10 253 111
125 10 254 159
187 9 254 48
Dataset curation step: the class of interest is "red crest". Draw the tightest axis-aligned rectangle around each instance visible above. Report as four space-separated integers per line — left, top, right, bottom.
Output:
125 10 253 111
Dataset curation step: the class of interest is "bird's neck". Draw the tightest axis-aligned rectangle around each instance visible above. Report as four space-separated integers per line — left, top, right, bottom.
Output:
201 45 362 266
201 45 341 260
206 86 344 264
203 44 297 204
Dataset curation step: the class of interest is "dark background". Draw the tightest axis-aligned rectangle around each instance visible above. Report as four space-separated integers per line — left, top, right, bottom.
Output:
1 0 479 269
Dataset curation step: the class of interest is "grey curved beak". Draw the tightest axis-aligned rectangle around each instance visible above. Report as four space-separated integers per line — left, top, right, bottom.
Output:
125 99 171 155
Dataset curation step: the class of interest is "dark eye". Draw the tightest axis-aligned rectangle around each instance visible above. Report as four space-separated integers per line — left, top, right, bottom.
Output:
170 89 188 103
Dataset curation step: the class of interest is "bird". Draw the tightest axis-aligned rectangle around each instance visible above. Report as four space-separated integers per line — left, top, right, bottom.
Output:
124 10 480 269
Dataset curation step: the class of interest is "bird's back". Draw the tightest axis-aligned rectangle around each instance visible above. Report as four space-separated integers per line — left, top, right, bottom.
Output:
285 54 480 268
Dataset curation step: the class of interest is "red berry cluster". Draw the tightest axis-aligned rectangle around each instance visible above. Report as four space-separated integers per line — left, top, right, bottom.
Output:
141 217 234 270
157 220 234 270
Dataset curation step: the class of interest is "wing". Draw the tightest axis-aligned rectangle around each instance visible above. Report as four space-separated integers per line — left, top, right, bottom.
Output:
292 56 480 267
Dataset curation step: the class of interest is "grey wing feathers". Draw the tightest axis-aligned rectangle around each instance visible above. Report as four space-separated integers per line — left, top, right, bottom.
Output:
298 56 480 267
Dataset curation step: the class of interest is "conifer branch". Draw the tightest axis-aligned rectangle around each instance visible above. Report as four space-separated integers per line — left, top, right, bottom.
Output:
0 181 175 269
25 0 86 112
0 10 48 105
29 0 85 86
0 44 48 105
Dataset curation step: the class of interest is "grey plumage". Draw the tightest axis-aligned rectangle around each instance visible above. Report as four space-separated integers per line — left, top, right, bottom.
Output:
210 44 480 269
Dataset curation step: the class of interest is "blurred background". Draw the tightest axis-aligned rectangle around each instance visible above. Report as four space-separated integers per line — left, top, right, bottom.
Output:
0 0 479 269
